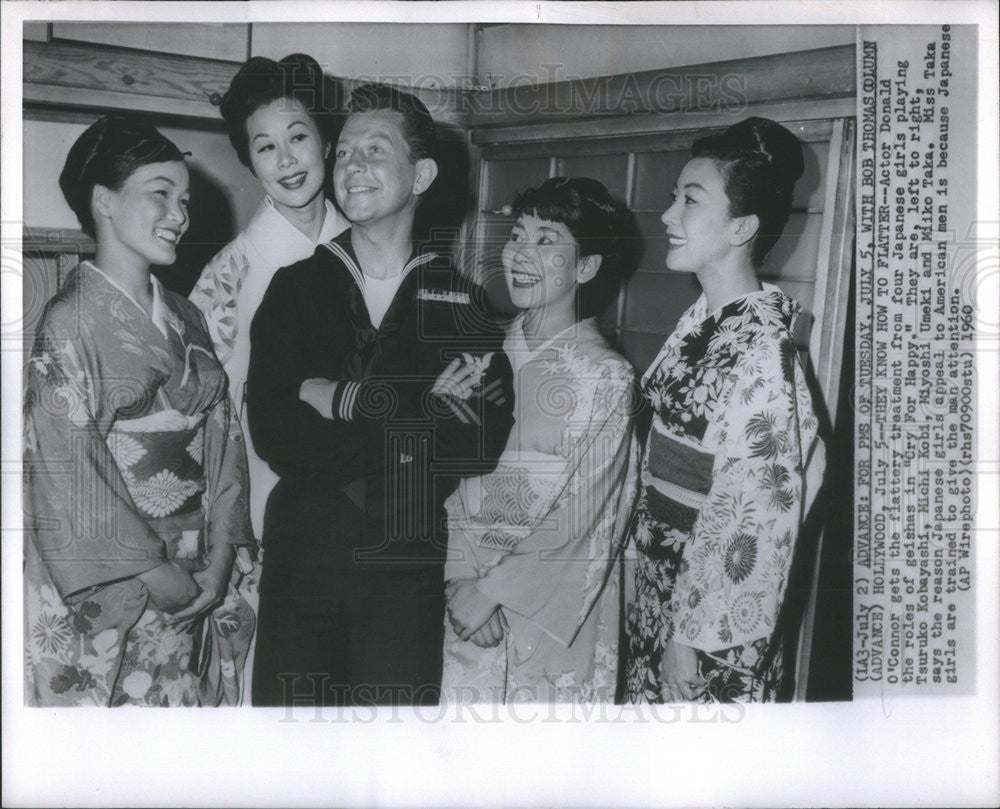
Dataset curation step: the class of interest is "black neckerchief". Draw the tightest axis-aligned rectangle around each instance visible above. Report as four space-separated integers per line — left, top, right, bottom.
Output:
324 228 439 382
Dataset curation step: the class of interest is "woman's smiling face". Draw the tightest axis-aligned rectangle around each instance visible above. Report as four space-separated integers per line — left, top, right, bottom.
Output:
660 156 737 275
102 160 190 267
246 97 328 214
501 213 584 314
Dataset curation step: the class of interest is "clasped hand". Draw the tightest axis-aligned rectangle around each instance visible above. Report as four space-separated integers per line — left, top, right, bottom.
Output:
660 638 708 702
446 578 505 648
137 544 234 630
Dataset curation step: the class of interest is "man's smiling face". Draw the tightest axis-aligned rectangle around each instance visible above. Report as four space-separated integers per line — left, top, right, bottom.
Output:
333 109 428 230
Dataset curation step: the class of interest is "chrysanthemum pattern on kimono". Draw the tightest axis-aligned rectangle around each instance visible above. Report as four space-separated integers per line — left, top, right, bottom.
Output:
626 286 824 703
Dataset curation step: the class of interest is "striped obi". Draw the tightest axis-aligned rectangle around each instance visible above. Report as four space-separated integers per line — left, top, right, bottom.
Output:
641 415 714 544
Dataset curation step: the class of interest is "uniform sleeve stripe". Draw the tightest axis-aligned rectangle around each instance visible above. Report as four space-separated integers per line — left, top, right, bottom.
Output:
340 381 360 420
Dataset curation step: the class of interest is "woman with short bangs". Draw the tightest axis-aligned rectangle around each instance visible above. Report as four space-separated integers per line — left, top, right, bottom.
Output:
625 118 826 703
24 116 254 706
442 177 639 702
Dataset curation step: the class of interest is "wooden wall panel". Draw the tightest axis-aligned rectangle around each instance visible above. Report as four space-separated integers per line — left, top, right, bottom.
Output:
621 331 674 376
484 157 552 209
632 150 688 210
622 271 700 337
470 45 856 131
761 212 826 282
556 153 630 200
51 23 249 63
631 211 668 275
23 40 239 122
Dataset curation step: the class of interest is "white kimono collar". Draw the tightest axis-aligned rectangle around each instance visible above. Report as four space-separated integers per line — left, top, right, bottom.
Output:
248 196 348 259
504 315 593 373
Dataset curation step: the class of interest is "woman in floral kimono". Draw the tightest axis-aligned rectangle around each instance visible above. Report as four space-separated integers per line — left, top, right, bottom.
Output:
625 118 825 703
443 178 639 702
24 116 254 706
187 54 348 700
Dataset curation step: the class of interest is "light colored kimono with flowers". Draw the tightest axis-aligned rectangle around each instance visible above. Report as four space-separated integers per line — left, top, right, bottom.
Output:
442 317 639 702
24 262 254 706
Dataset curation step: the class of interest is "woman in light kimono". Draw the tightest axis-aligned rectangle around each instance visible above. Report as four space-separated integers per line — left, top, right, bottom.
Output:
189 53 349 542
442 177 639 703
625 118 825 703
24 116 254 706
188 55 349 699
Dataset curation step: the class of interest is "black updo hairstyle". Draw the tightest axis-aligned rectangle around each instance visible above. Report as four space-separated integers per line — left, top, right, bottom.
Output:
220 53 333 170
512 176 626 319
58 115 185 239
691 117 805 267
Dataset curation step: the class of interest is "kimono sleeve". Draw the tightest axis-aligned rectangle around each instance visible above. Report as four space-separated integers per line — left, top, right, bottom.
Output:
201 382 252 550
23 301 165 598
188 242 245 367
475 362 639 647
670 332 822 651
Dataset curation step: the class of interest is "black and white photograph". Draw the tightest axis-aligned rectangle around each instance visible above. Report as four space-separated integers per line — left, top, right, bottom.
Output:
2 2 997 807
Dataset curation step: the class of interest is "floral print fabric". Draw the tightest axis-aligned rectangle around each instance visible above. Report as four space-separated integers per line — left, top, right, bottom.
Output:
24 262 254 706
442 318 639 702
626 286 824 703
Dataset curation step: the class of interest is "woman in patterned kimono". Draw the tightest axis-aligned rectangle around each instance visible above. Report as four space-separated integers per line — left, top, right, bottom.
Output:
443 177 639 702
187 55 349 700
625 118 825 703
24 116 254 706
189 53 349 542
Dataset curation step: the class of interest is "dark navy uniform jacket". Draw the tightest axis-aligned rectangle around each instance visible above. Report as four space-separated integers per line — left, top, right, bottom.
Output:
247 228 514 577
